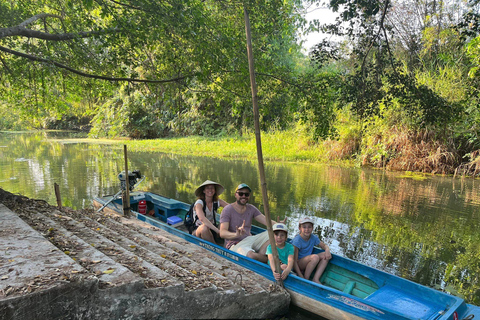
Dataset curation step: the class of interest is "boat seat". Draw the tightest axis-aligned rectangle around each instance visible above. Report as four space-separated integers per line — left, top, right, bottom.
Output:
343 280 356 295
365 285 445 319
143 193 189 221
146 194 185 209
320 264 378 299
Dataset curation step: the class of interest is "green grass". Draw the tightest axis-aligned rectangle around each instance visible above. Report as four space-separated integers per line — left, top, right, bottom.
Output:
125 131 333 163
43 129 355 165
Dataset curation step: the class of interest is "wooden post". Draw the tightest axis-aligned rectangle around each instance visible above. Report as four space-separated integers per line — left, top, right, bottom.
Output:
54 183 62 209
123 145 131 217
243 6 282 285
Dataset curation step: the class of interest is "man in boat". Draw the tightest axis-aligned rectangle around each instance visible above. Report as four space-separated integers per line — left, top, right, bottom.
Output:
219 183 280 263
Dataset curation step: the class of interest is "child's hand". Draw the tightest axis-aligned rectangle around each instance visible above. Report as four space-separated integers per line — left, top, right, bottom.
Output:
281 270 290 280
273 271 282 281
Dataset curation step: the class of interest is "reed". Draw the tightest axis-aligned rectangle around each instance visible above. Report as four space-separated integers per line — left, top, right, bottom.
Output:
454 150 480 177
361 126 462 174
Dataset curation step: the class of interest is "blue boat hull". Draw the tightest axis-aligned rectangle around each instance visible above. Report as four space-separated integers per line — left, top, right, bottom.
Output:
93 191 480 320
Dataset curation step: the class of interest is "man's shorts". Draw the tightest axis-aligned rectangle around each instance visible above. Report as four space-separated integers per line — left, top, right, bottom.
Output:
230 232 269 256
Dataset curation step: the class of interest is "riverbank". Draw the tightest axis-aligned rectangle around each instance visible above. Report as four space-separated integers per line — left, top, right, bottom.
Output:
0 188 290 319
54 130 349 164
50 128 480 176
129 132 480 176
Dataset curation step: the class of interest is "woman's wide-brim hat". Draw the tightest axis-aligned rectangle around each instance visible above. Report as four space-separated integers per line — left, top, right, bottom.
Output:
195 180 225 197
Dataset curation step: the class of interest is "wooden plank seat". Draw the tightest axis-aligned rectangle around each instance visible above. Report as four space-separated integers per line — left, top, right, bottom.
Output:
320 264 379 299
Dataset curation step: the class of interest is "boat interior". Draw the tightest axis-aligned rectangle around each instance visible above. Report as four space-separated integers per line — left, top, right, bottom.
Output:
106 191 465 320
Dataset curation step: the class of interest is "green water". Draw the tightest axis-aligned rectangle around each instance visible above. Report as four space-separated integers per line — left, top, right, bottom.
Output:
1 131 480 308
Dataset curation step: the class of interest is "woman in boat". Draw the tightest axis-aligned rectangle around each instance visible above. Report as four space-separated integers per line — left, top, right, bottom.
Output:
193 180 229 243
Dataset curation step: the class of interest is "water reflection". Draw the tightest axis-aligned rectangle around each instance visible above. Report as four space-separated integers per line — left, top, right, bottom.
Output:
1 131 480 305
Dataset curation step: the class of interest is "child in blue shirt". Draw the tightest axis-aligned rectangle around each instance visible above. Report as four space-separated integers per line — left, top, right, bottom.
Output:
266 223 295 281
292 217 331 283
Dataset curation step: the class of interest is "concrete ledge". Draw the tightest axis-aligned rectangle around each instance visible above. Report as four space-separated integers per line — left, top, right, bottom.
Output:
0 204 85 292
1 279 98 320
0 191 290 319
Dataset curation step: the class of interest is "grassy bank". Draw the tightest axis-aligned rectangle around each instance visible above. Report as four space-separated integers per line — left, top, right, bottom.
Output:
53 126 479 176
126 130 338 164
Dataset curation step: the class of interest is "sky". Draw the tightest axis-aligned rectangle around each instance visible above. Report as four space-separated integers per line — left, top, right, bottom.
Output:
300 5 340 53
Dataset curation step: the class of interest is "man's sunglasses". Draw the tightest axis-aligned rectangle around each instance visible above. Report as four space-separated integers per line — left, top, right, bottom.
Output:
236 192 250 197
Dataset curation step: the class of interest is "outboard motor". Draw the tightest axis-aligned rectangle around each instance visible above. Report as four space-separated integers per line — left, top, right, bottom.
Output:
118 170 142 191
97 170 144 213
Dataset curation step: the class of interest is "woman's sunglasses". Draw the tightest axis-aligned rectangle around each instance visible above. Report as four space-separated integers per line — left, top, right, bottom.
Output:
236 192 250 197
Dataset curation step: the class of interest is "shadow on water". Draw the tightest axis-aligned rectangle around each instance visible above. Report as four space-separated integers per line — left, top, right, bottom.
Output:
1 131 480 306
281 305 327 320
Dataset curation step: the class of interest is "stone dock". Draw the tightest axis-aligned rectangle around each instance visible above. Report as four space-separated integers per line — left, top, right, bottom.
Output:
0 189 290 319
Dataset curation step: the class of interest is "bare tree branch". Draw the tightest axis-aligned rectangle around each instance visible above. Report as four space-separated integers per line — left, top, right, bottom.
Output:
107 0 143 10
18 13 62 28
361 0 390 76
0 12 118 40
0 26 115 41
382 25 397 70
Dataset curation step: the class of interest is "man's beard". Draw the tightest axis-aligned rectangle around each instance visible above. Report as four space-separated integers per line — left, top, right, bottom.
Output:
236 199 247 206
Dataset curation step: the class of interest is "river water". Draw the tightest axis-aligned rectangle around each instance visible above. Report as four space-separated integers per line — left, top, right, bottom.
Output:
1 131 480 311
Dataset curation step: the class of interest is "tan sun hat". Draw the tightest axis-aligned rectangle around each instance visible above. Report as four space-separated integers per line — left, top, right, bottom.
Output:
195 180 225 197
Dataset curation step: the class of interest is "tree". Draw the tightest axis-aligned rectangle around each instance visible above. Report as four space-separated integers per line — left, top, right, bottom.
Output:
2 0 333 137
304 0 463 126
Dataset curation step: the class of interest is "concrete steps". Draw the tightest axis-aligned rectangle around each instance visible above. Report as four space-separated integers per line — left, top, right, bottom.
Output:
20 210 180 290
42 209 236 292
80 209 275 294
0 190 290 320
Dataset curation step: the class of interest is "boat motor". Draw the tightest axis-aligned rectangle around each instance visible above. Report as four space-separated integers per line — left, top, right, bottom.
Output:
118 170 142 191
97 170 145 212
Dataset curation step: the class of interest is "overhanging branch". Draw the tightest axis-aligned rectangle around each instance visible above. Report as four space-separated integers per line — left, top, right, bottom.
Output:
361 0 390 77
18 13 62 28
0 45 191 84
0 25 115 41
0 12 118 40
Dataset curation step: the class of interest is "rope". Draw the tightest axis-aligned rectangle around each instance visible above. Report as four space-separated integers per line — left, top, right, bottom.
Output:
234 274 242 287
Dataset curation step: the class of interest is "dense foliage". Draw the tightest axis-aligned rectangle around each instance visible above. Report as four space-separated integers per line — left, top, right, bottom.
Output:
1 0 480 175
0 0 337 139
306 0 480 174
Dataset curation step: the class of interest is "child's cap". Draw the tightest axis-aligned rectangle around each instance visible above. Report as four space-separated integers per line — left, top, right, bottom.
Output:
298 217 314 226
272 223 288 233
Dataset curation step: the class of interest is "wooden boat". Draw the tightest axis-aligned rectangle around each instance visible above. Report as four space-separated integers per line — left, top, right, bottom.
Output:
93 191 480 320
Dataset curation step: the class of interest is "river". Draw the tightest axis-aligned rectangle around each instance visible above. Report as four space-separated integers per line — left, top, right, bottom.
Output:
1 131 480 312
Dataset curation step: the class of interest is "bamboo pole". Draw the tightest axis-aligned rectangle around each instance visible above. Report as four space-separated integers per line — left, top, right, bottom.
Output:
123 145 131 217
243 6 282 285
